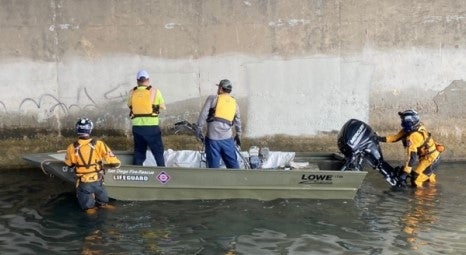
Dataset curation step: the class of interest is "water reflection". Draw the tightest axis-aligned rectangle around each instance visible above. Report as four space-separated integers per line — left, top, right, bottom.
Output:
401 185 438 251
2 165 466 254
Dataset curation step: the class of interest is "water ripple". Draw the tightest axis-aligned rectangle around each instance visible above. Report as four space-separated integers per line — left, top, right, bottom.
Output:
1 165 466 254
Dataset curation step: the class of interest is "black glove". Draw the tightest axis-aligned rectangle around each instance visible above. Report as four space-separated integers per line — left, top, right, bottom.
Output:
104 163 121 169
394 165 403 174
234 135 241 147
376 136 386 142
396 171 409 187
195 128 204 142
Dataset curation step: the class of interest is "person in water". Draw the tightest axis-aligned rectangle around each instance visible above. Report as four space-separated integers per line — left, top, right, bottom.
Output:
377 110 443 188
64 118 121 214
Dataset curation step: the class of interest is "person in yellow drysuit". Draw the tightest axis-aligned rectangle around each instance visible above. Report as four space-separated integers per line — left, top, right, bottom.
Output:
377 110 442 188
64 118 121 214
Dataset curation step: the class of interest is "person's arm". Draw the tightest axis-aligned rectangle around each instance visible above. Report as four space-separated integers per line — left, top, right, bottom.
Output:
197 95 215 131
402 132 423 173
127 88 134 107
233 103 242 136
97 141 121 167
232 103 242 146
379 129 405 143
195 95 216 141
64 144 76 167
154 89 166 111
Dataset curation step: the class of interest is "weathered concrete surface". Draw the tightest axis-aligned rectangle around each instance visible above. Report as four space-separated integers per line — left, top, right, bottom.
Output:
1 0 466 168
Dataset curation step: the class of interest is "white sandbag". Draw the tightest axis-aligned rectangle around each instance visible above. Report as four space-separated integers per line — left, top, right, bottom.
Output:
260 151 296 169
143 149 207 168
143 149 297 169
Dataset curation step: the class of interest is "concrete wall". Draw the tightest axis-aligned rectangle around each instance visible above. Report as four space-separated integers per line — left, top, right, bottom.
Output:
1 0 466 159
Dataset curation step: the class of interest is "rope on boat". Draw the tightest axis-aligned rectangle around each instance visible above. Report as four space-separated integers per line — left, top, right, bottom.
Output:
39 149 67 176
40 159 63 177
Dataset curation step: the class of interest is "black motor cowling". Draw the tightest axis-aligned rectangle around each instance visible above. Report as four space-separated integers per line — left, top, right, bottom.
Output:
337 119 398 186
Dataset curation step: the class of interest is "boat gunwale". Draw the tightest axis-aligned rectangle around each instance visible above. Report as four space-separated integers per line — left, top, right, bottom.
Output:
22 151 355 172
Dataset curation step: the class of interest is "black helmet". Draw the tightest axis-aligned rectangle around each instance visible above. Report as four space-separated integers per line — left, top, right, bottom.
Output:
398 110 420 132
75 118 94 136
218 79 232 92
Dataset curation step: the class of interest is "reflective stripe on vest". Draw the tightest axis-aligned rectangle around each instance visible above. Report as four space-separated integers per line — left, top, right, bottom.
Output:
74 139 101 183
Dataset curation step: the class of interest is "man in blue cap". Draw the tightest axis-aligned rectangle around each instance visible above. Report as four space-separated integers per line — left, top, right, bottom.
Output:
127 70 166 166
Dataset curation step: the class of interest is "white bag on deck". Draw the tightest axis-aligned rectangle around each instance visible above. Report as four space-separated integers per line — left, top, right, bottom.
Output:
143 149 297 169
260 151 295 169
143 149 206 168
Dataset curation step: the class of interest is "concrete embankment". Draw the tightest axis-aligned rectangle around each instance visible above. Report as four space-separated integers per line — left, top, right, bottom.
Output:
1 1 466 169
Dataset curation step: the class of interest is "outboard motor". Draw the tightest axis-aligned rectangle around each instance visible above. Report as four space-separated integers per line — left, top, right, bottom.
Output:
337 119 398 186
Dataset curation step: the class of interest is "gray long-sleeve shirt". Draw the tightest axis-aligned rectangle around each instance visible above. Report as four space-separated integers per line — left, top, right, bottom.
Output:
197 94 242 140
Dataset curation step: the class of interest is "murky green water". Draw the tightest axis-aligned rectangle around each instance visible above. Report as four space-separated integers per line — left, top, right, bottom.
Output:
1 163 466 255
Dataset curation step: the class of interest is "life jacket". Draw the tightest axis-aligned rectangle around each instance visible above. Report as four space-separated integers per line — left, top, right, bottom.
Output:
207 94 236 125
402 126 438 157
73 139 102 183
129 86 159 119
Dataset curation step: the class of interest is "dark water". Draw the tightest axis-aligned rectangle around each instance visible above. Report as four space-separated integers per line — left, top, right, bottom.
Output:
1 163 466 255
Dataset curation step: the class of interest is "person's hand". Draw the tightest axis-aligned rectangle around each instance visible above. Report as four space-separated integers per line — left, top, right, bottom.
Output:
195 128 204 142
104 163 121 168
65 165 76 172
397 172 409 187
394 165 403 174
376 136 386 142
234 135 241 147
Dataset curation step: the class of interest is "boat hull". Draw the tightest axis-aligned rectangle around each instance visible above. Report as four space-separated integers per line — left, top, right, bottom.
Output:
22 151 367 201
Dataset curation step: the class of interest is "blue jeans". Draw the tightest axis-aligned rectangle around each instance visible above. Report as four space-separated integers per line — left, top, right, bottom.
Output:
132 126 165 166
205 137 239 169
76 181 108 210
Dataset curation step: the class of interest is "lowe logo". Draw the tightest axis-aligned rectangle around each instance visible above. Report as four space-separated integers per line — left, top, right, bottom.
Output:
299 174 333 184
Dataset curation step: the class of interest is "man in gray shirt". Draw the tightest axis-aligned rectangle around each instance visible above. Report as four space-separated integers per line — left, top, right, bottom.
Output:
196 79 242 168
